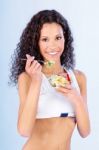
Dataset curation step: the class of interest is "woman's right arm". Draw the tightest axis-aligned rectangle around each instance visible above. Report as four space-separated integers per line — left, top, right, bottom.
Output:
17 55 42 137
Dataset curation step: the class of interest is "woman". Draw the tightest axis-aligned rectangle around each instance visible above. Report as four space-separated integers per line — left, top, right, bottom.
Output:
10 10 90 150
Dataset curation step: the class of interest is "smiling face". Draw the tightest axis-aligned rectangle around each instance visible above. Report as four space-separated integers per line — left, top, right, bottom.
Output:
39 23 65 63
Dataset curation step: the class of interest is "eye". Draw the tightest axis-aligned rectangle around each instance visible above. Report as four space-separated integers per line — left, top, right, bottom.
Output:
41 38 48 42
56 36 62 40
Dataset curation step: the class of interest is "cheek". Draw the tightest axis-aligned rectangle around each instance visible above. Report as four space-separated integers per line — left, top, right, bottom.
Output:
58 40 65 49
39 42 47 51
39 43 48 57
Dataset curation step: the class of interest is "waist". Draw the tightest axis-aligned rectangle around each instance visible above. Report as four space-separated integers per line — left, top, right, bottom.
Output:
33 117 76 137
23 117 75 150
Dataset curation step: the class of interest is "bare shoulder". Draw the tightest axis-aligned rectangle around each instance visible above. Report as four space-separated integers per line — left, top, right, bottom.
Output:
73 69 87 100
73 69 87 84
18 72 31 84
18 72 32 90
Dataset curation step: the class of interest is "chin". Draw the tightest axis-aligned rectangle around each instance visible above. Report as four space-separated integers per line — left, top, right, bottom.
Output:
45 54 61 61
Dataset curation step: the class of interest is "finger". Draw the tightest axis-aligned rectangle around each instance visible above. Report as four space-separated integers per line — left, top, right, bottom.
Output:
31 60 39 68
26 54 31 59
56 84 72 90
35 63 42 70
38 65 42 72
65 84 72 90
26 54 34 62
55 86 70 93
25 55 35 69
31 62 41 71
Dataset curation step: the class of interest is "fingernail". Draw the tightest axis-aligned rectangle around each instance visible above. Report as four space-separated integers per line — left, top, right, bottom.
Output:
26 54 35 60
26 54 30 58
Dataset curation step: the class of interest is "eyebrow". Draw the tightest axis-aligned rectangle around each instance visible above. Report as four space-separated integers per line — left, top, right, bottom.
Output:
40 34 63 38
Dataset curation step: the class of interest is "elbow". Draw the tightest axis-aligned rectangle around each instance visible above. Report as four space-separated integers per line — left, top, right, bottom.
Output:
77 120 91 138
17 123 32 137
18 128 31 138
80 131 90 138
80 128 91 138
17 117 36 137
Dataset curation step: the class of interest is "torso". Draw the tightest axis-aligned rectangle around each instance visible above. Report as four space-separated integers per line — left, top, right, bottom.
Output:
22 68 81 150
23 117 76 150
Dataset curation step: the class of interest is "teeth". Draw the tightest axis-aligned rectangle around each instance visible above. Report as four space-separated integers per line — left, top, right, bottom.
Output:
48 52 58 55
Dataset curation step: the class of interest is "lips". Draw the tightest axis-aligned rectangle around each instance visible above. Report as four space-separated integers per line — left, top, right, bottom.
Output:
47 51 59 55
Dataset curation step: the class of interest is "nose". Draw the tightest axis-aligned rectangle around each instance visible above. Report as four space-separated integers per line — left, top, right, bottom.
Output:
48 40 56 49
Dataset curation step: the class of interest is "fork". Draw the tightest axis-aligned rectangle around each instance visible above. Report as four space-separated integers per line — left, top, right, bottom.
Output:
21 58 47 64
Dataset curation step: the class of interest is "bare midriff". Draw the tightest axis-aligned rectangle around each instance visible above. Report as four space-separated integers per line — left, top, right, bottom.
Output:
22 117 76 150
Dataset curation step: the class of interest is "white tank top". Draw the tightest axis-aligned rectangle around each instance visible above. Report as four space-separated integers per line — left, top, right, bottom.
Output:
36 68 80 119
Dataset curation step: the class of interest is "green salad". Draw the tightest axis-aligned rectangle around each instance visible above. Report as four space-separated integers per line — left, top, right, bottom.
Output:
45 60 55 67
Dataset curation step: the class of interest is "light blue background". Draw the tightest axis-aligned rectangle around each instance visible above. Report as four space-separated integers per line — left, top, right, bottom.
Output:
0 0 99 149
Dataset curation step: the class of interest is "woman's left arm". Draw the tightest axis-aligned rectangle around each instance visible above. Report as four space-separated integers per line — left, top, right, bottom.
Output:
56 70 91 138
73 70 90 138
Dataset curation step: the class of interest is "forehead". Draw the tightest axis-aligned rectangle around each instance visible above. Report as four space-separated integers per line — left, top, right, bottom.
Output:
40 23 63 35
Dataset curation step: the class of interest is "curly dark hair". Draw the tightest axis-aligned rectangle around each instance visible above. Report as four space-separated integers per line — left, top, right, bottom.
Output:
9 9 75 86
